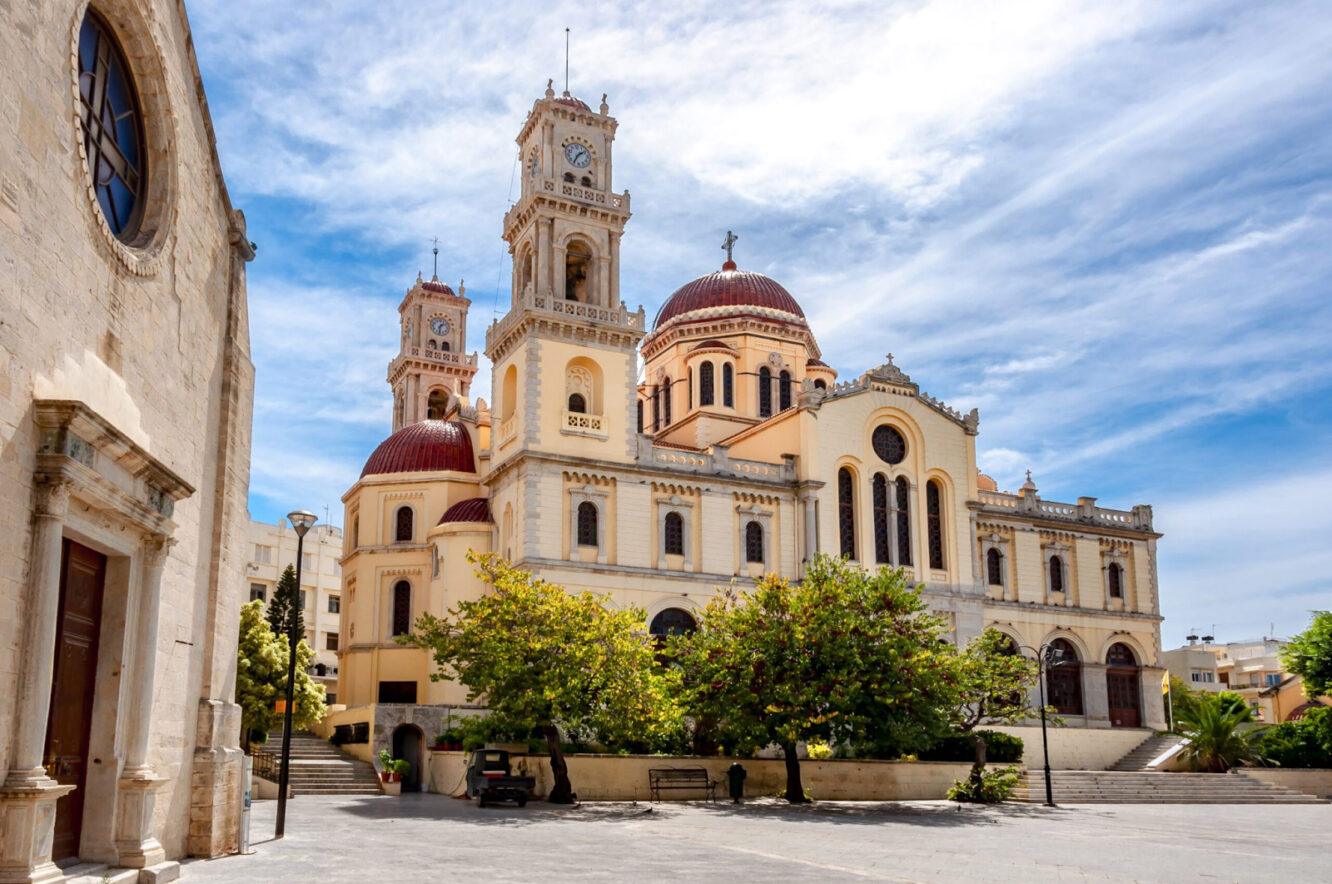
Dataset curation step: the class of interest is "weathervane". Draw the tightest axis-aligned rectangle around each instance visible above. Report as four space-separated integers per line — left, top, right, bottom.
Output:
722 230 738 264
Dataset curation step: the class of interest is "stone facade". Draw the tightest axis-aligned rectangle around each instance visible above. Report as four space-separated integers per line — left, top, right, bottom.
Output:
334 85 1167 757
0 1 252 879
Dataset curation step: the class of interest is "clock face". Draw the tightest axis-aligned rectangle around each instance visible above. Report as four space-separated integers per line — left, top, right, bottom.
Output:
564 142 591 168
430 317 450 336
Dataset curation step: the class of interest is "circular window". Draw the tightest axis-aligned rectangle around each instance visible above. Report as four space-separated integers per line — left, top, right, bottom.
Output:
872 425 907 465
78 10 146 240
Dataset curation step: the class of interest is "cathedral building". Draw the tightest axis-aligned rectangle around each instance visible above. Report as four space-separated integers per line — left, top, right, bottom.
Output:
334 83 1167 764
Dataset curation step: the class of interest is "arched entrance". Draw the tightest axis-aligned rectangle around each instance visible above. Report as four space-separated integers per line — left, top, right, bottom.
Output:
649 608 697 641
392 724 425 792
1045 639 1084 715
1106 642 1142 727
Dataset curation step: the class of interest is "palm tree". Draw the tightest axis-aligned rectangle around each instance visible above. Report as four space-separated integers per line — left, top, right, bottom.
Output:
1177 693 1269 772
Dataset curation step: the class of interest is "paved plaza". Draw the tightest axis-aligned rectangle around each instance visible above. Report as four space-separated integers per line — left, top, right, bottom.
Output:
179 793 1332 882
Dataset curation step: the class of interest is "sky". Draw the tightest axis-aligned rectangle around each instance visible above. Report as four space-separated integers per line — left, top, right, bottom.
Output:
188 0 1332 649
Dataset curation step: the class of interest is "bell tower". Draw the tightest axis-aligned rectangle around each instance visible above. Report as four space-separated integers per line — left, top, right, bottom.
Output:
485 82 645 467
387 266 479 431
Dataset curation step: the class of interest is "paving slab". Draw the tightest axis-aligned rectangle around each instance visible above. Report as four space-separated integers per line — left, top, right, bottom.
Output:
180 793 1332 883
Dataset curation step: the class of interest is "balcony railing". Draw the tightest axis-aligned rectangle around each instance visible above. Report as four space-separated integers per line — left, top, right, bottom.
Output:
976 490 1153 531
563 411 607 437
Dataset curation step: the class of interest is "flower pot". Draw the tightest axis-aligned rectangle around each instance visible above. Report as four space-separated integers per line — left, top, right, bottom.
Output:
382 779 401 797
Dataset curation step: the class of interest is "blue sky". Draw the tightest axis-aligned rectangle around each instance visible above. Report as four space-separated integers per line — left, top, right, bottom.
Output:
189 0 1332 648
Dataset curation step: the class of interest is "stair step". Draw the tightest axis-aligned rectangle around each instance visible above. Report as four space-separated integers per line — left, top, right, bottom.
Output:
1012 770 1328 804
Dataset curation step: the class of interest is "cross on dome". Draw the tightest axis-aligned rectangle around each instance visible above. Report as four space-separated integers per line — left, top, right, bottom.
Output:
722 230 738 264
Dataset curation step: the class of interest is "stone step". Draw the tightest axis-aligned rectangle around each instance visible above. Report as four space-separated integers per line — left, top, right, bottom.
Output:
1013 770 1327 804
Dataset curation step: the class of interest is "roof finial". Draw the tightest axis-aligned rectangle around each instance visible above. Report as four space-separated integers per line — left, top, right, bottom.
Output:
545 78 555 100
431 237 440 280
600 93 609 115
721 230 738 267
564 28 570 95
886 353 894 365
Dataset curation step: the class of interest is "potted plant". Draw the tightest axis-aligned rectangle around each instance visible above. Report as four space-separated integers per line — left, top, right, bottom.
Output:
378 749 408 795
433 728 463 751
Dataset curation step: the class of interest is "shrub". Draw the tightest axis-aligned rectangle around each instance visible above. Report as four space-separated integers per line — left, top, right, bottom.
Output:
920 730 1024 764
947 765 1020 802
1260 707 1332 768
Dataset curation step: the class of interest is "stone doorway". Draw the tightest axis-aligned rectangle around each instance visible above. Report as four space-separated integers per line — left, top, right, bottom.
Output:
1106 643 1142 728
44 539 107 862
392 725 424 792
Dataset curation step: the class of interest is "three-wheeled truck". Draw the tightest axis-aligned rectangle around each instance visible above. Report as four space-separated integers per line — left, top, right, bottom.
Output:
465 749 535 807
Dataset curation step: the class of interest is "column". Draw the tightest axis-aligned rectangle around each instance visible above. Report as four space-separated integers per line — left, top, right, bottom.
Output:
0 479 76 884
1081 662 1110 728
609 232 621 307
536 220 552 299
114 536 171 868
799 490 817 578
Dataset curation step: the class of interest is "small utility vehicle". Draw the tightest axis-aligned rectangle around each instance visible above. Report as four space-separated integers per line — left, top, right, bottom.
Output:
465 749 535 807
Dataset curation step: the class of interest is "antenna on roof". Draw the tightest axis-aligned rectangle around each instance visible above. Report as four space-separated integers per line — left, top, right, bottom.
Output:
432 237 440 280
565 28 570 95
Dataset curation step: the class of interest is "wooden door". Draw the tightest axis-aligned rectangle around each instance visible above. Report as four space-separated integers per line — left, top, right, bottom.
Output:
1106 668 1141 727
45 539 106 862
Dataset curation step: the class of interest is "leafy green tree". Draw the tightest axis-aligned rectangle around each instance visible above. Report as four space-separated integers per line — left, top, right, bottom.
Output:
266 564 304 640
1282 611 1332 699
947 629 1042 789
1176 691 1268 772
1260 706 1332 768
235 599 325 751
405 554 683 803
670 555 957 803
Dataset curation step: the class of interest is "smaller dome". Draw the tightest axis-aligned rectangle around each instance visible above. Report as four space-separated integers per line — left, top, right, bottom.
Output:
422 279 455 296
977 473 998 492
438 497 491 525
361 420 476 477
690 339 734 351
655 264 805 330
553 92 590 111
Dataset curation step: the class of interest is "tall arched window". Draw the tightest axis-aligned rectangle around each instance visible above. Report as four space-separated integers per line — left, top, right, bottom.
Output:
577 502 598 547
1049 555 1065 593
779 370 792 411
649 608 697 639
986 548 1003 585
637 399 644 433
894 477 912 567
664 511 684 556
79 10 147 239
1107 562 1124 598
1047 639 1083 714
427 389 449 420
926 480 945 570
758 367 772 417
652 385 661 431
745 521 764 564
813 379 826 391
567 393 586 413
395 506 414 542
391 580 411 636
688 368 693 410
838 467 856 559
662 377 672 425
699 361 715 406
722 364 734 407
872 474 890 564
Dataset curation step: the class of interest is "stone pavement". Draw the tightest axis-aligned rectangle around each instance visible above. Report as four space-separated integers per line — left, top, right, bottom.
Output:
180 793 1332 882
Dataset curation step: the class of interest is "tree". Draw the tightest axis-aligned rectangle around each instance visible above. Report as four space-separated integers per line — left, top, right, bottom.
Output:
947 629 1041 790
235 599 325 751
405 554 682 803
670 555 957 803
1176 691 1268 772
266 564 304 640
1282 611 1332 699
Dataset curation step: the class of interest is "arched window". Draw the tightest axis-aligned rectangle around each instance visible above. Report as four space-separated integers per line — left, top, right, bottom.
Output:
894 477 912 567
565 243 590 301
1107 642 1137 666
440 341 450 352
391 580 411 636
758 367 772 417
779 370 792 411
662 377 672 425
664 511 684 556
568 393 586 413
926 480 945 570
563 172 575 182
699 361 715 406
649 608 697 639
1106 641 1141 727
838 467 855 559
745 521 764 564
425 339 436 349
986 548 1003 585
722 363 734 407
1049 555 1065 593
1047 639 1083 715
580 175 591 187
652 386 661 431
872 475 890 564
636 399 643 433
1107 562 1124 598
813 379 826 391
395 506 414 542
427 389 449 420
577 502 598 547
79 10 147 239
688 368 693 410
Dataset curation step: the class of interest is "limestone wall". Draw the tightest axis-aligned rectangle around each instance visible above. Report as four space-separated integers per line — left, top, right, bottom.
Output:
1238 769 1332 799
988 725 1150 770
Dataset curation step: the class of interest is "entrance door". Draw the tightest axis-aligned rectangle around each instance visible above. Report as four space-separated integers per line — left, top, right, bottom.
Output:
392 725 422 792
45 539 106 862
1106 669 1141 727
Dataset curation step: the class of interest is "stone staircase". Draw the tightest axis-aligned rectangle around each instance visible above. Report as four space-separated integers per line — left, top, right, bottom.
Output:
1110 733 1187 771
258 730 382 795
1013 770 1327 804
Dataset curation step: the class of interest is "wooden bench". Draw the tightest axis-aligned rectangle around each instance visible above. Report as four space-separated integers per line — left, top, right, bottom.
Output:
648 767 717 802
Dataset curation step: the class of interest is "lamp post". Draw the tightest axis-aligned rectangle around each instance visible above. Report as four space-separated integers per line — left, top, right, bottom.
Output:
275 509 317 839
1019 642 1065 808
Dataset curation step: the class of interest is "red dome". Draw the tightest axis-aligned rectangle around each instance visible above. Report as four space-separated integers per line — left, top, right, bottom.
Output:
422 279 455 296
553 92 590 111
654 265 805 330
438 497 491 525
361 420 476 477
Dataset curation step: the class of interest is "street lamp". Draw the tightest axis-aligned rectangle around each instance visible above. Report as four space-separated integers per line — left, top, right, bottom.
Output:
1018 642 1065 808
275 509 317 839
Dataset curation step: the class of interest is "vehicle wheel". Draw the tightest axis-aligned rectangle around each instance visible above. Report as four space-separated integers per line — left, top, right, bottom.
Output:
475 794 486 808
518 796 527 808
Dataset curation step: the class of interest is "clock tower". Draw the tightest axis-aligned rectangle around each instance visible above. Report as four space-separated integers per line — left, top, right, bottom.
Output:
387 271 479 431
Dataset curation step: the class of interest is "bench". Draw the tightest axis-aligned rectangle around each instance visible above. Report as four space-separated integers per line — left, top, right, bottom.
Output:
648 767 717 802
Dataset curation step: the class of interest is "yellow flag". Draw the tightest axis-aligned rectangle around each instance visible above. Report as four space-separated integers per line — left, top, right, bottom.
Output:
1162 671 1170 695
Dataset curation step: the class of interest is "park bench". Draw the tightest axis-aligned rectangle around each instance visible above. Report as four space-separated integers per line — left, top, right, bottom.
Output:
648 767 717 802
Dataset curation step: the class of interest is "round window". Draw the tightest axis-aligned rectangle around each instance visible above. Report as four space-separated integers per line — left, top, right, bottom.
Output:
872 425 907 465
78 10 146 240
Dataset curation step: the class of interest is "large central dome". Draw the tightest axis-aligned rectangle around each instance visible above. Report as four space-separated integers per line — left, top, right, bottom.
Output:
653 261 805 330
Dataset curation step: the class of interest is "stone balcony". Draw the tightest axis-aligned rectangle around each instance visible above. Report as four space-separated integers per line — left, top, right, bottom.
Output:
636 436 797 484
975 489 1155 532
486 288 646 353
